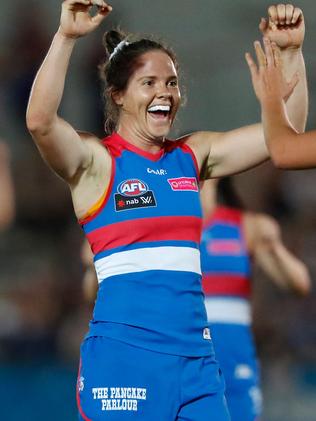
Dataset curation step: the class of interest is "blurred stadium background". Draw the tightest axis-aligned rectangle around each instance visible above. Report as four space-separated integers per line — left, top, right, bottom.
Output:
0 0 315 419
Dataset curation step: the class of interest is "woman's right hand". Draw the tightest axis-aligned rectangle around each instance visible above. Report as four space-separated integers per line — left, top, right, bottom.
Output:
59 0 112 39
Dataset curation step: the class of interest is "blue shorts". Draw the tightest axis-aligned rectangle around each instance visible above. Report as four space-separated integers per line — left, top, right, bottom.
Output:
225 385 262 421
77 336 230 421
209 324 262 421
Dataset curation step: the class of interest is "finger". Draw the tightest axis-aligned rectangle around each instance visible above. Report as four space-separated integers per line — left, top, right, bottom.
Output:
245 52 259 81
254 41 267 68
292 7 303 24
276 3 286 25
285 4 294 25
63 0 90 6
271 42 283 69
91 2 112 24
99 1 112 14
259 17 268 34
91 0 107 7
263 38 274 67
268 5 278 23
269 20 278 31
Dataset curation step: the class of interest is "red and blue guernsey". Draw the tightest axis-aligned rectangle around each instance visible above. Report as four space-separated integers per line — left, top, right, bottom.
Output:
201 206 262 420
201 206 252 317
80 133 214 357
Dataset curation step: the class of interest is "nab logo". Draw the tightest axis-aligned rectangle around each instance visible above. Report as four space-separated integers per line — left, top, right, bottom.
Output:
118 179 148 197
115 179 156 212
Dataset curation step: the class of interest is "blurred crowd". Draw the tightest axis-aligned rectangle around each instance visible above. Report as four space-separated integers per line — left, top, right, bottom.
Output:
0 1 316 419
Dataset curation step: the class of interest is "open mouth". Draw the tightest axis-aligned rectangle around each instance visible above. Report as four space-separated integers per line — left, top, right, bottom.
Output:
147 104 171 120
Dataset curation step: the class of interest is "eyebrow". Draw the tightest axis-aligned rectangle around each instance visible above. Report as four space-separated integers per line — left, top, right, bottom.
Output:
137 75 178 81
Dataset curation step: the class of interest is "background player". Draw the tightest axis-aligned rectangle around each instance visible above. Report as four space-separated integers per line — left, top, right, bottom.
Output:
200 177 311 421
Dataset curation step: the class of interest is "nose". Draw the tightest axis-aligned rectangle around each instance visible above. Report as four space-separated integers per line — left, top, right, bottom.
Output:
156 82 172 99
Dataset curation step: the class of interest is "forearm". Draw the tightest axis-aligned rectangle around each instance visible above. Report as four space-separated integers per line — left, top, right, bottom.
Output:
26 30 77 132
268 242 311 296
281 48 308 133
261 98 299 167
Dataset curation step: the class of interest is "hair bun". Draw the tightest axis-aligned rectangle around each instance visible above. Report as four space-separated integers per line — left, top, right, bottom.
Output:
103 30 126 57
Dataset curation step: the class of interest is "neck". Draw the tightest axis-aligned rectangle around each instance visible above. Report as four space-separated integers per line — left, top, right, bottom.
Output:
117 124 165 154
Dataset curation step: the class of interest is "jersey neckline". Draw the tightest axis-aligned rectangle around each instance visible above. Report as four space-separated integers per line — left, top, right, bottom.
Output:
111 132 166 161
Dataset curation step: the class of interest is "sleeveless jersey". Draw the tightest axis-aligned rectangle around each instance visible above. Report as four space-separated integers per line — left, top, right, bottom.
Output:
201 206 259 387
201 206 252 319
80 133 214 357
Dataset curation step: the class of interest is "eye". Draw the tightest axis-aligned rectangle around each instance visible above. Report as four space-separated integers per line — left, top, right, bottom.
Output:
168 80 178 87
143 80 153 86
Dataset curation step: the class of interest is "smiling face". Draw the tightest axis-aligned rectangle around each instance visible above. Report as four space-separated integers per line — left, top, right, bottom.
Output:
114 50 181 146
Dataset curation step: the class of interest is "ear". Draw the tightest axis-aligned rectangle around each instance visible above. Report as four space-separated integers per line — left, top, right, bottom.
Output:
111 89 124 106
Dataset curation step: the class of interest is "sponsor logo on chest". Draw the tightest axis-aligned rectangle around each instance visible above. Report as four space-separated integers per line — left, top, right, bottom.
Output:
207 239 243 255
167 177 198 192
147 167 167 176
114 179 156 211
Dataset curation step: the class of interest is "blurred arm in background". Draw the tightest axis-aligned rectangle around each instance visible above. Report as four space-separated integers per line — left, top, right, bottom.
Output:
244 212 312 296
81 240 98 304
0 142 15 230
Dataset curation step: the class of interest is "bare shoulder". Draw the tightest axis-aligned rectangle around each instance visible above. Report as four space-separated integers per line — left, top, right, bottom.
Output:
181 131 221 176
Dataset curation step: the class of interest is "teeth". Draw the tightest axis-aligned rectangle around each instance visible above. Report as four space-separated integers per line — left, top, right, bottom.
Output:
148 105 171 112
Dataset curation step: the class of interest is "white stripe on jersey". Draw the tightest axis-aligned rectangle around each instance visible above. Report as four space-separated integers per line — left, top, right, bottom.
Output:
95 246 201 283
204 297 251 325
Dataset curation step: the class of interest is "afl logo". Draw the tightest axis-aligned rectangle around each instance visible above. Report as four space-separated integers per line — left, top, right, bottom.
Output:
118 179 148 197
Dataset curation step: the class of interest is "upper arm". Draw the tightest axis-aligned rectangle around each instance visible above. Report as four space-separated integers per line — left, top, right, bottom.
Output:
28 115 95 183
185 124 268 179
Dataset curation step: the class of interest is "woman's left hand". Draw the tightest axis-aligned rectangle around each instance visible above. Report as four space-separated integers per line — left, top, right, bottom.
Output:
245 37 299 105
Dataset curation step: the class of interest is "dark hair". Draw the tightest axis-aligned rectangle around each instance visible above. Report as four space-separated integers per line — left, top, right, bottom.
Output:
217 177 245 210
99 29 179 134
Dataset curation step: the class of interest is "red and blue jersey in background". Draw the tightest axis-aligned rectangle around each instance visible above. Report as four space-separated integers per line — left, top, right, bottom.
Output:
80 133 214 357
201 206 262 420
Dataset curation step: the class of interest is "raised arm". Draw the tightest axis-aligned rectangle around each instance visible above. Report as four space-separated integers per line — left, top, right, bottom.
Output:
246 14 316 169
259 4 307 133
26 0 112 183
186 4 308 179
244 213 311 296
